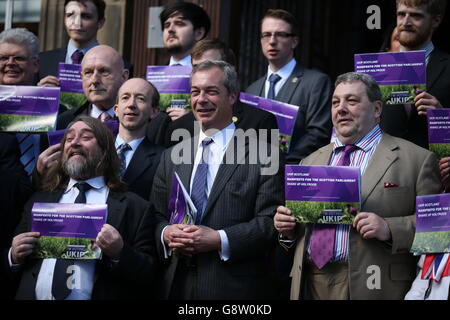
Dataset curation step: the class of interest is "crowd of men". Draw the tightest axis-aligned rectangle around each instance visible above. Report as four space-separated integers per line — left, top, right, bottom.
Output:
0 0 450 300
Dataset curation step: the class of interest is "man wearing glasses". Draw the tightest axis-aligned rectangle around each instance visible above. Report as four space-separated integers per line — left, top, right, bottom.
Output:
246 9 333 300
246 9 333 164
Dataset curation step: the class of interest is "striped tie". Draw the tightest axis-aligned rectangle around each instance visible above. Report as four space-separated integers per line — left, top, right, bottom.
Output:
191 138 213 225
117 143 131 178
16 133 37 176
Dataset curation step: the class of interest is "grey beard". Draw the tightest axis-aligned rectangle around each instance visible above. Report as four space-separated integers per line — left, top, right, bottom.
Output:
62 153 101 181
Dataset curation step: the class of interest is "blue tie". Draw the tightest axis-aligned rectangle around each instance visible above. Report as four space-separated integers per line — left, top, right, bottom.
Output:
16 133 37 176
267 73 281 100
117 143 131 178
191 138 213 225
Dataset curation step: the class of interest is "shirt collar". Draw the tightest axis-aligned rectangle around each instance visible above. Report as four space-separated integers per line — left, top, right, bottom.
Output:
91 104 115 119
66 176 106 193
169 55 192 66
400 41 434 64
67 40 99 61
333 125 382 153
267 58 296 81
198 122 236 152
115 135 145 151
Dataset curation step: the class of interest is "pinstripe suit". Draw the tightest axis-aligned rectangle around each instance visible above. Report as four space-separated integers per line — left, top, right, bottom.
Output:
150 134 284 299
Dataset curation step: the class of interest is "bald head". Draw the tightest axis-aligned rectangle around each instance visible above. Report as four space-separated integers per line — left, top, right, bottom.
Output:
114 78 160 140
81 45 128 110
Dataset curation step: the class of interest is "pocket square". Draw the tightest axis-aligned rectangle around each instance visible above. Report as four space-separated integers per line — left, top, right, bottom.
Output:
384 182 399 188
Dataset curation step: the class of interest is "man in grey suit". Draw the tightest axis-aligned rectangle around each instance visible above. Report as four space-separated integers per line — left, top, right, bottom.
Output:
151 61 283 299
246 9 333 164
274 72 441 300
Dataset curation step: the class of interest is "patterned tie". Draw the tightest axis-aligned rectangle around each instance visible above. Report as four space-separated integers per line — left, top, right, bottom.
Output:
191 138 213 225
267 73 282 100
309 144 359 269
16 133 37 176
71 49 84 64
117 143 131 178
99 112 112 123
51 182 92 300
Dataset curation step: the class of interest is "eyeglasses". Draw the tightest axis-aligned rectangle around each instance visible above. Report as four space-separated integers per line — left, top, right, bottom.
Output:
0 55 30 64
260 32 295 41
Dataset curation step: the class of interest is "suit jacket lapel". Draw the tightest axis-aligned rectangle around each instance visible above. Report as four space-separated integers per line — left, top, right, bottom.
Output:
106 192 127 230
361 135 399 205
427 49 448 91
123 139 158 184
175 137 197 193
276 64 304 103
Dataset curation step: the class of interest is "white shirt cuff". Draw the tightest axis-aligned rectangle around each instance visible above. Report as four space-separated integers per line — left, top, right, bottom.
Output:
218 230 230 261
161 225 172 259
8 247 21 270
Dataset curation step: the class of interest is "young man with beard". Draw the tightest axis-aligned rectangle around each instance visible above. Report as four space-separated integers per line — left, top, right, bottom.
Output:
5 116 157 300
380 0 450 149
159 1 211 121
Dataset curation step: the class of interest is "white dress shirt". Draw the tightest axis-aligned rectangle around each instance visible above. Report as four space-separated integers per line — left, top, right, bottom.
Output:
65 40 99 64
265 58 297 99
115 135 145 169
90 104 115 119
34 177 109 300
169 55 192 66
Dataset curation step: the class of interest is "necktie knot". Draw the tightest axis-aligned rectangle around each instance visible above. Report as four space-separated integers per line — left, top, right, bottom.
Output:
200 138 213 164
71 49 84 64
269 73 281 84
117 142 131 154
74 182 93 203
99 111 112 122
267 73 281 100
336 144 359 167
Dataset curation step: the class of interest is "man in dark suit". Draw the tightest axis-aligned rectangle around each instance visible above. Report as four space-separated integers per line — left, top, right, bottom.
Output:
151 61 283 299
381 0 449 149
37 0 132 86
0 133 33 299
274 72 441 300
246 9 333 164
165 38 278 148
5 116 156 300
113 78 164 200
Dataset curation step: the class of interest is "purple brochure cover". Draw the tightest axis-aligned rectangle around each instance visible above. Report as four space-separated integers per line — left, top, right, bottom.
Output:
58 63 83 94
48 120 119 146
168 174 188 224
0 85 60 132
146 65 192 94
240 92 299 136
427 109 450 144
32 203 107 239
416 194 450 233
285 165 361 202
354 51 426 86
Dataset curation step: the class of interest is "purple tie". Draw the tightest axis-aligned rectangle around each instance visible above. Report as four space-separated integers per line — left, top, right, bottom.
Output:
99 112 112 122
71 49 84 64
309 144 359 269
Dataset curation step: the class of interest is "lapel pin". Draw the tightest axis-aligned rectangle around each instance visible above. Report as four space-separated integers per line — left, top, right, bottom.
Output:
292 77 299 83
232 116 238 123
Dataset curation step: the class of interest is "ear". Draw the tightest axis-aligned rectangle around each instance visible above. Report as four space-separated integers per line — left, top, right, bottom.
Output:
113 104 119 116
432 14 442 30
122 69 129 81
194 27 206 41
97 18 106 30
228 91 238 106
33 58 40 75
374 100 383 121
291 36 299 50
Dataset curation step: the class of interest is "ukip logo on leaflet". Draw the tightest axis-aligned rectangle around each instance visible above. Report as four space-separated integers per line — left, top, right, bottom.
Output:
387 91 412 104
319 209 344 223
